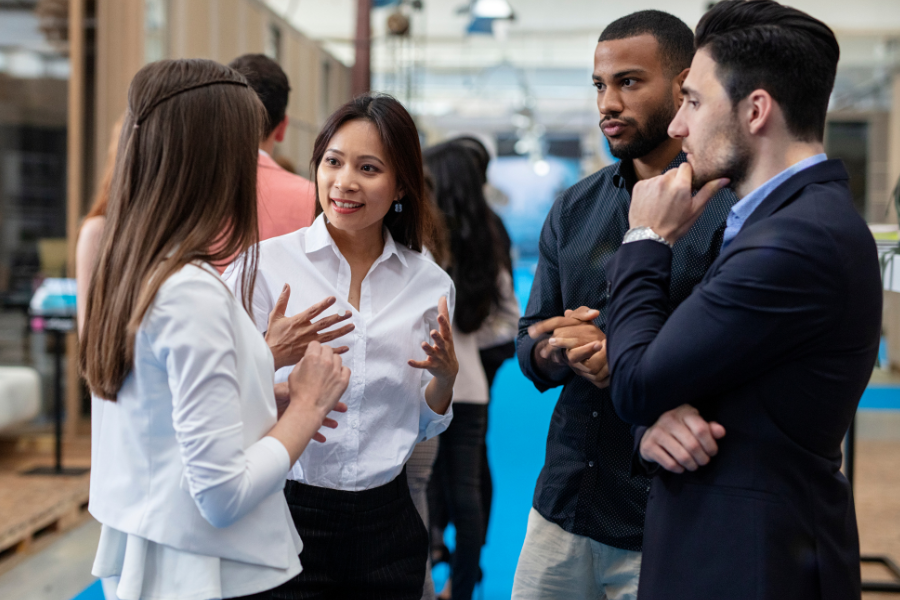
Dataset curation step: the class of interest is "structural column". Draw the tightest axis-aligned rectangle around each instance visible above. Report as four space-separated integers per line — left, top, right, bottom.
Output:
65 0 86 437
352 0 371 96
889 69 900 221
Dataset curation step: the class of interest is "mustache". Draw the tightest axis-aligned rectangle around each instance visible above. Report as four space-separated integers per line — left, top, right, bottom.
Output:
599 116 639 128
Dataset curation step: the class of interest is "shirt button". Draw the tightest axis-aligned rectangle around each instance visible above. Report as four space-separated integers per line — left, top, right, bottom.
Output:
592 411 598 418
588 461 595 468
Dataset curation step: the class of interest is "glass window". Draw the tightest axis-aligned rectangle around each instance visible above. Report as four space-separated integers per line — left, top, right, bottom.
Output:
0 2 69 419
145 0 167 64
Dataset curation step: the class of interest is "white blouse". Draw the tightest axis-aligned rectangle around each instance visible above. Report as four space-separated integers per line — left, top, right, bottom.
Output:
89 263 302 600
225 215 455 491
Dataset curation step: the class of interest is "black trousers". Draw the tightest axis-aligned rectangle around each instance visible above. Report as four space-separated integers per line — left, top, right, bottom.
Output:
272 468 428 600
428 403 488 600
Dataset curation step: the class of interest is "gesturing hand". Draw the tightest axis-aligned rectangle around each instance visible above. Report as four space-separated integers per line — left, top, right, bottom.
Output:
629 162 729 245
639 404 726 473
286 341 350 443
408 296 458 386
266 284 355 370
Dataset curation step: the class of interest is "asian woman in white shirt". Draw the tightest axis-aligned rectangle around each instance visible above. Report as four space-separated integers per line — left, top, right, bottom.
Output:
80 59 351 600
225 94 459 599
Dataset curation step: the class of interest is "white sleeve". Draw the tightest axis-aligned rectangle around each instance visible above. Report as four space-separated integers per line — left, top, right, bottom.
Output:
418 277 456 441
146 274 290 529
475 268 520 349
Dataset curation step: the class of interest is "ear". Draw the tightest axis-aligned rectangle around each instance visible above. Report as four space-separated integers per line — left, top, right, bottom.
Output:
273 116 289 143
744 89 774 136
674 68 690 98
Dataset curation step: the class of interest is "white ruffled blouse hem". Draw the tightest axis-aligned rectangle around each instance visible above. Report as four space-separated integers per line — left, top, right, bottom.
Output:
92 524 302 600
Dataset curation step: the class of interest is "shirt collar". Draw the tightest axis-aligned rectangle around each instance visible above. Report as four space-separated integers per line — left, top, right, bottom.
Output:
729 154 828 227
304 213 408 268
612 152 688 192
721 153 827 249
258 149 280 171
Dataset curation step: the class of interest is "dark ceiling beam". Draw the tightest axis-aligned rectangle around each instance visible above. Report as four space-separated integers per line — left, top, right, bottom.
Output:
352 0 371 96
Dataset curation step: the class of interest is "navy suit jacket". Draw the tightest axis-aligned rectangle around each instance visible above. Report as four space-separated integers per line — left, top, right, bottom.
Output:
606 160 881 600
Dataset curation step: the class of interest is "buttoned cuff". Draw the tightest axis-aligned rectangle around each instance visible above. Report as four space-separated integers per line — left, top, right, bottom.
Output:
420 398 453 441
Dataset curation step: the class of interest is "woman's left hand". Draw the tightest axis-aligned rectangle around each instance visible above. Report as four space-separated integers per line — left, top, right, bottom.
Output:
408 296 458 386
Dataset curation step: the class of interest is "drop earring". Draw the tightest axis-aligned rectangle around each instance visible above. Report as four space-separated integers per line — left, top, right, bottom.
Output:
393 200 403 213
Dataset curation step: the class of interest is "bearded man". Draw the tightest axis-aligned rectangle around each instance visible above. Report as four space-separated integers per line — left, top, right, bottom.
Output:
511 10 737 600
601 1 880 598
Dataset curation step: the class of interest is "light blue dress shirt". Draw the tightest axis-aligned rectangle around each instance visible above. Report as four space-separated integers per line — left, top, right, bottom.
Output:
721 153 827 249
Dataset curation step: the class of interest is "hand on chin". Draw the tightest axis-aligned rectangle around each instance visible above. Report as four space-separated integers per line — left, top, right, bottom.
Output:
628 163 729 245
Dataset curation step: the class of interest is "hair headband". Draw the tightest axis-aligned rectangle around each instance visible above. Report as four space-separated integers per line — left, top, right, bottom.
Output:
134 79 249 126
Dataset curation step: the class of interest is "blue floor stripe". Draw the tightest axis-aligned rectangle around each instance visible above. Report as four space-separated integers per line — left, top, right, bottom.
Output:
479 363 560 598
859 385 900 410
72 579 104 600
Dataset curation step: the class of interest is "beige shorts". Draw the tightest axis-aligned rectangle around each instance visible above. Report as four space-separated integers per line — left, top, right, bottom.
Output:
512 508 642 600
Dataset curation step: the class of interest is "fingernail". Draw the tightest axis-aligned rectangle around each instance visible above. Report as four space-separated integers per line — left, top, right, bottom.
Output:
549 338 556 344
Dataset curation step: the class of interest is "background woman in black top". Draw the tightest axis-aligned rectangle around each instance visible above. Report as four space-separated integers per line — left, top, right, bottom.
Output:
424 140 517 600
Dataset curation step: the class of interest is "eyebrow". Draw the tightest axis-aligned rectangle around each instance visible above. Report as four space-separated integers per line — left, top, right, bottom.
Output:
592 68 649 82
681 84 698 98
325 148 386 166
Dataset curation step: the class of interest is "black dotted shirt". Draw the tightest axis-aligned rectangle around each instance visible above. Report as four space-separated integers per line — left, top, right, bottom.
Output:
517 153 737 551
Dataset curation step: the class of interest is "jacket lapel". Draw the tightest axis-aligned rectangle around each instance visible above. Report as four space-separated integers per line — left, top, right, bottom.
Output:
699 159 849 284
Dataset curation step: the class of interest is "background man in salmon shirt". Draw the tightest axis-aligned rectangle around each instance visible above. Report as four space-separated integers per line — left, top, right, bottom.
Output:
230 53 316 240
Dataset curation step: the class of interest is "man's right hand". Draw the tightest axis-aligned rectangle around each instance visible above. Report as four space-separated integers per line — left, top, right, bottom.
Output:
639 404 726 473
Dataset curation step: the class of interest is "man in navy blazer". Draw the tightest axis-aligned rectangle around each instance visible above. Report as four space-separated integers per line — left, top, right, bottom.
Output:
588 1 881 598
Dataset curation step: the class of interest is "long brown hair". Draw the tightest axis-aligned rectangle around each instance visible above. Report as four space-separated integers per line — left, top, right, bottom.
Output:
84 115 124 220
311 94 447 265
81 59 263 400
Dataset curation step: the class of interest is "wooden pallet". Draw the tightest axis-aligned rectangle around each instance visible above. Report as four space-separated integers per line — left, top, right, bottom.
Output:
0 470 91 577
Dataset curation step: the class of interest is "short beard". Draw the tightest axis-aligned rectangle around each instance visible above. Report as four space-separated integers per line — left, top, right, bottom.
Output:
691 113 752 191
605 101 677 161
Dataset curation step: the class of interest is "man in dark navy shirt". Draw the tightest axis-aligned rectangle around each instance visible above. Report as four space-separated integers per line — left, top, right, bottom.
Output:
511 11 738 600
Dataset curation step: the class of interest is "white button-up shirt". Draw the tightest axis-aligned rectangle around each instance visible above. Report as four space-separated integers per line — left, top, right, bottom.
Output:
226 215 455 491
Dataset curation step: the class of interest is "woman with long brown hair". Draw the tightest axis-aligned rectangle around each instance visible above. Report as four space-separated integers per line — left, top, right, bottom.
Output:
82 59 350 600
225 93 458 599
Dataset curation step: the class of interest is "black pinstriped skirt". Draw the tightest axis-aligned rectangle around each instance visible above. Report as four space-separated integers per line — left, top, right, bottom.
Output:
271 468 428 600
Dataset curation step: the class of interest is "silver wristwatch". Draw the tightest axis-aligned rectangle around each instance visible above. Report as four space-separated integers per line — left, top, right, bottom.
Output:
622 227 673 248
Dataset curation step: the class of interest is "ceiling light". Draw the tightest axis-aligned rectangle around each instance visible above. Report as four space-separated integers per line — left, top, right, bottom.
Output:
471 0 513 20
